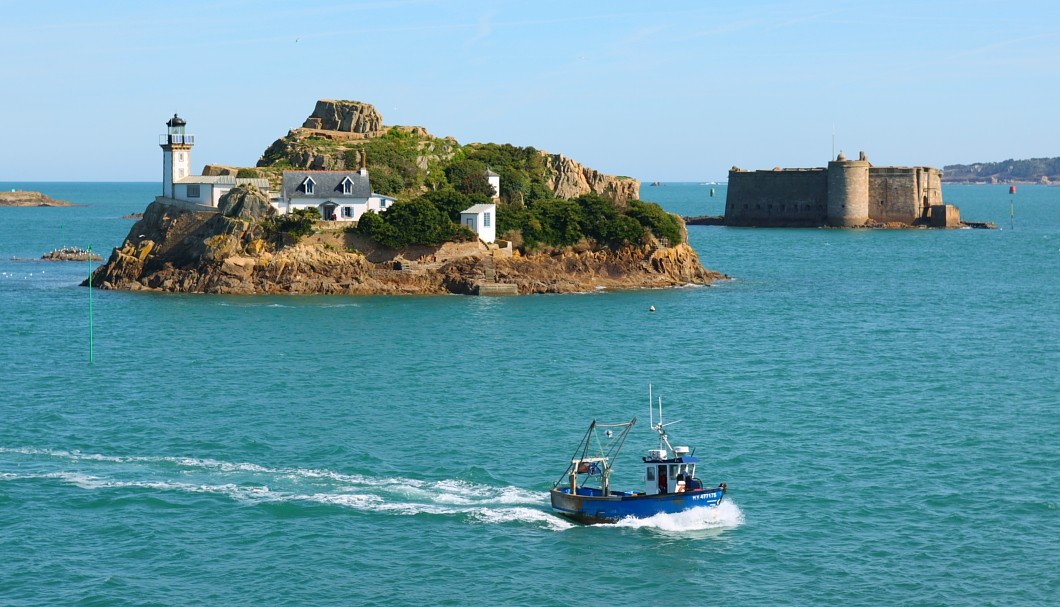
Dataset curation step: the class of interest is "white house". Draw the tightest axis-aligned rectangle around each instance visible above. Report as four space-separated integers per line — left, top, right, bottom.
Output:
159 114 269 207
460 203 496 243
279 169 396 221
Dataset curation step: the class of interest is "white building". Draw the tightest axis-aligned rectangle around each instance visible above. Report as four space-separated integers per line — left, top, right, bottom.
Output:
485 169 501 201
159 114 269 207
460 203 496 243
279 169 396 221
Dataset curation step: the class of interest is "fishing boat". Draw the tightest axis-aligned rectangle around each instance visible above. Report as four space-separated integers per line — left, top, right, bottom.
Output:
549 389 726 524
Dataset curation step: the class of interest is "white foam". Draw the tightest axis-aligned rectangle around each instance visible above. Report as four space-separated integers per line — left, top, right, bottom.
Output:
470 506 575 530
610 501 745 532
1 446 562 527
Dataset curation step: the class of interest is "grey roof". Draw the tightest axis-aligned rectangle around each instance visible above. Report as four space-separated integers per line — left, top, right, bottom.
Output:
175 175 270 189
237 178 271 190
461 203 495 214
283 171 371 200
485 169 499 177
176 175 234 184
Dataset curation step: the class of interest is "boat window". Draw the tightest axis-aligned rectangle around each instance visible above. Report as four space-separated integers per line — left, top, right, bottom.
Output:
646 467 655 481
670 465 678 477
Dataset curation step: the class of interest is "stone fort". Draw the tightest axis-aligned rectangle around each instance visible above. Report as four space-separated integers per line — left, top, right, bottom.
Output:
725 152 959 227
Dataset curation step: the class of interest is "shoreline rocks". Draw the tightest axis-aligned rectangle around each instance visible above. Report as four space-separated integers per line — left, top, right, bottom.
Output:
86 197 725 295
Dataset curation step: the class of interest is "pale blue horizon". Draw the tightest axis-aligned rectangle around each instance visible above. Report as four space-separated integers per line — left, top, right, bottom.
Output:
2 0 1058 182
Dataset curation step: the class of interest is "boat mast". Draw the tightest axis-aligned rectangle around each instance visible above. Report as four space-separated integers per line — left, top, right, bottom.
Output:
649 385 679 455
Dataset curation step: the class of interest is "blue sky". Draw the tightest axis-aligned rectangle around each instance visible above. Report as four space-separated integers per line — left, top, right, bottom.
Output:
2 0 1058 182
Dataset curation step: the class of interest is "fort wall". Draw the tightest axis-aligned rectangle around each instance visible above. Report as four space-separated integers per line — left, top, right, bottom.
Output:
868 167 943 224
724 168 827 227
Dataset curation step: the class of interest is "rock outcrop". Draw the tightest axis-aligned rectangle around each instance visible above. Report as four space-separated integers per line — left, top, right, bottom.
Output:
87 200 724 295
301 99 384 135
0 191 75 207
217 184 274 221
202 164 239 177
545 153 640 205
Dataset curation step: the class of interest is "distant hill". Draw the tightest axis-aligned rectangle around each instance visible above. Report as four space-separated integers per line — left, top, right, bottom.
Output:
943 157 1060 184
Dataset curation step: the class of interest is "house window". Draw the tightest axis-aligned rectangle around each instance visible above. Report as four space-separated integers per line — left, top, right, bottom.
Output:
380 199 387 209
303 177 316 195
342 206 353 218
342 177 354 194
187 184 200 198
483 212 491 227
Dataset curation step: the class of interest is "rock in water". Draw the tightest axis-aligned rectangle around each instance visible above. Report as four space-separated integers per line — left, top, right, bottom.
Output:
0 191 75 207
41 247 103 261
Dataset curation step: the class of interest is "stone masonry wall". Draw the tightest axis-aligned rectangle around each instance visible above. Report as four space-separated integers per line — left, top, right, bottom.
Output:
725 168 828 227
868 167 943 224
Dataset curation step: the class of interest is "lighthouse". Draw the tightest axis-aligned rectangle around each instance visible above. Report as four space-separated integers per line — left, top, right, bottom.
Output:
159 114 194 198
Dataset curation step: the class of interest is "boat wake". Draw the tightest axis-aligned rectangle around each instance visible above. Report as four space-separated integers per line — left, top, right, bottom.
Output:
0 447 570 530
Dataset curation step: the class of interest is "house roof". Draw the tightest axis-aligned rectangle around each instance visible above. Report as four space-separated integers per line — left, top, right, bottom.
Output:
461 203 495 214
485 169 499 177
282 171 371 199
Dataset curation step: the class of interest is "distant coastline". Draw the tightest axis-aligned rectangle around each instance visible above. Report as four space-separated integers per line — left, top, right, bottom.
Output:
943 157 1060 184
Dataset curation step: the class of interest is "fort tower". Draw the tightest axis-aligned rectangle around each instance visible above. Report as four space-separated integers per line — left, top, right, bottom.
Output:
826 151 870 227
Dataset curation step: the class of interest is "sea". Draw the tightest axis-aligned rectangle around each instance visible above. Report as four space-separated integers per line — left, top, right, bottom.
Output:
0 181 1056 606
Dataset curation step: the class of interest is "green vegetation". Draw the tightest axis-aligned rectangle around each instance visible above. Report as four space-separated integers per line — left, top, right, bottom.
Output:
355 199 476 249
461 143 554 205
256 127 683 251
497 194 683 249
236 168 260 179
344 128 424 196
264 207 318 241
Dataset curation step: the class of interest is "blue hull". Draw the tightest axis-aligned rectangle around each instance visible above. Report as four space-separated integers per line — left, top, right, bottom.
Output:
550 486 725 524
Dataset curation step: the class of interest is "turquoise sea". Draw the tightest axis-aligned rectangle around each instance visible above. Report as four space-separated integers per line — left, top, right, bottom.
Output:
1 181 1057 606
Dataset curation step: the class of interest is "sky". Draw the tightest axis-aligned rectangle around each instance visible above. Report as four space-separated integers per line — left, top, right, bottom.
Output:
1 0 1058 182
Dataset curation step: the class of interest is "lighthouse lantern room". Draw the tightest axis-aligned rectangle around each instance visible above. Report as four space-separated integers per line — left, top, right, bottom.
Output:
160 113 194 198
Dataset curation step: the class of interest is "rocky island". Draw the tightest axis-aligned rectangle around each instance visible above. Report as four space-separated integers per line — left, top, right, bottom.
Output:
42 247 103 262
88 101 724 295
0 191 75 207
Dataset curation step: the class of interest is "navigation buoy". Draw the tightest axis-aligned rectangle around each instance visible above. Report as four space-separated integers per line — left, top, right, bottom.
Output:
1009 185 1017 194
649 305 656 312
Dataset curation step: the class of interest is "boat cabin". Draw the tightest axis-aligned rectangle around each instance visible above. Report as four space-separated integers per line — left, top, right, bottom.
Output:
643 446 702 495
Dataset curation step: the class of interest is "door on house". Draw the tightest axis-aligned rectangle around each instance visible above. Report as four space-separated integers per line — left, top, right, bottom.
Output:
322 203 337 221
465 218 476 230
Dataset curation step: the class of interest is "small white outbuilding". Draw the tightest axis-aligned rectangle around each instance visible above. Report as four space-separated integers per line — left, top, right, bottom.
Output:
459 203 496 243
